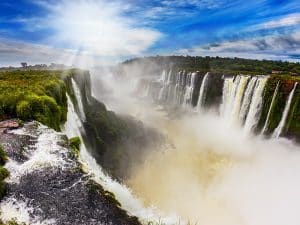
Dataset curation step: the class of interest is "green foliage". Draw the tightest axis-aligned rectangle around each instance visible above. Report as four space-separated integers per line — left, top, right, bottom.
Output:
69 137 81 156
16 101 31 120
0 145 7 166
0 144 8 200
0 219 26 225
257 75 300 137
0 70 70 131
0 167 9 181
124 56 300 75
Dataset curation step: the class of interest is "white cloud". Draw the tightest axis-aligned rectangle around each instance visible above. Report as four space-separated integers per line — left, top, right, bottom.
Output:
41 0 162 57
174 32 300 62
255 13 300 29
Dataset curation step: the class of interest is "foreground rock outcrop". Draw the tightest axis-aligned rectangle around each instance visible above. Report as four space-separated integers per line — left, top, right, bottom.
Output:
0 120 140 225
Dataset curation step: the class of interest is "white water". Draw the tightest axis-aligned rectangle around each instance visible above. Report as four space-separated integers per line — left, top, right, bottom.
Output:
0 123 72 224
261 81 280 134
183 72 197 106
0 198 56 225
243 76 268 134
221 75 249 124
5 125 73 184
272 82 298 138
197 72 209 110
63 94 180 225
239 76 257 124
71 78 86 121
221 76 241 119
90 68 300 225
231 76 250 123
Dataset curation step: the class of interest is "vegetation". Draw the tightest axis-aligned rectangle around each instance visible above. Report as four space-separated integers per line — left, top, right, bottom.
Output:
0 144 9 200
123 56 300 75
257 75 300 138
69 137 81 157
0 70 70 131
0 219 25 225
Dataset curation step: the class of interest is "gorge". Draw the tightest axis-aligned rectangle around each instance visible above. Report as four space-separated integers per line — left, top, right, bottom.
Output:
0 56 300 225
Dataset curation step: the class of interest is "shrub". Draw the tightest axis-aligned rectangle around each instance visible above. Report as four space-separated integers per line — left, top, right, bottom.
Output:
16 101 31 120
0 145 7 166
0 167 9 180
0 145 8 201
69 137 81 156
0 70 72 131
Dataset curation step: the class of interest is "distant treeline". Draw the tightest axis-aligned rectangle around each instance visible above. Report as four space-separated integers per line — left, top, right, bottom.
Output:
123 56 300 75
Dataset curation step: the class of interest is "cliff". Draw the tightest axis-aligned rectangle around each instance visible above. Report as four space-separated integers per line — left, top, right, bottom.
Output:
0 120 140 225
120 56 300 141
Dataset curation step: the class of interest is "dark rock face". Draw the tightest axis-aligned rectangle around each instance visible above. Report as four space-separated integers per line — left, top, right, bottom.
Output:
67 73 165 181
0 121 140 225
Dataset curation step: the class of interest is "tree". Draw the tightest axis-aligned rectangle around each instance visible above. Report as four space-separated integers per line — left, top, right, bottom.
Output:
20 62 27 68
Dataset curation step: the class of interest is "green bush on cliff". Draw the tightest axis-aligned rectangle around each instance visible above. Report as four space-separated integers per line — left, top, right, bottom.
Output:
0 70 70 131
0 145 7 166
0 219 26 225
0 144 9 200
69 137 81 156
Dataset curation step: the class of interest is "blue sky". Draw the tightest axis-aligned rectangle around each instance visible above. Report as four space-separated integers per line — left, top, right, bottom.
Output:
0 0 300 66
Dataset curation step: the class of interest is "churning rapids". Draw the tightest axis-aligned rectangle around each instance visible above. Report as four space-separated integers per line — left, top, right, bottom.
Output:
1 68 300 225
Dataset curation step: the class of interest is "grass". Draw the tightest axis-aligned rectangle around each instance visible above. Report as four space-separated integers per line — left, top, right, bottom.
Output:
0 70 70 131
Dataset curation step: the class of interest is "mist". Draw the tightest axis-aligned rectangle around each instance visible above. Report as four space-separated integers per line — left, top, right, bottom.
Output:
89 62 300 225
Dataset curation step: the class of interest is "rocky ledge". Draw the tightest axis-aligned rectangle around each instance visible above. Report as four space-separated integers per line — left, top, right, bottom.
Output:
0 120 140 225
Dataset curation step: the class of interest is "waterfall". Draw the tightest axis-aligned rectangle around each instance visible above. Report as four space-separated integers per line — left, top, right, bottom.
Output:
272 82 298 138
221 75 249 123
63 94 179 225
159 70 167 82
230 75 249 123
239 76 258 124
261 81 280 134
221 76 235 117
183 72 197 106
243 76 269 134
158 70 173 102
197 72 209 110
71 78 86 121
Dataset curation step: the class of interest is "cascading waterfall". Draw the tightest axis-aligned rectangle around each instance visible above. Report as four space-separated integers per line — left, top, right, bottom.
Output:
243 76 268 134
220 76 235 117
261 81 280 134
238 76 258 124
197 72 209 110
71 78 86 121
221 75 250 123
183 72 197 106
272 82 298 138
148 70 298 138
63 94 180 225
230 75 250 123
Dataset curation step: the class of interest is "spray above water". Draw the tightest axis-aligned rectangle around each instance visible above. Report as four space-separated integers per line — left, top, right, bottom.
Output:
63 91 180 225
128 110 300 225
93 67 300 225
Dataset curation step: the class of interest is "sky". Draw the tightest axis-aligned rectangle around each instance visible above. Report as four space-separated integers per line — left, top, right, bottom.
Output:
0 0 300 66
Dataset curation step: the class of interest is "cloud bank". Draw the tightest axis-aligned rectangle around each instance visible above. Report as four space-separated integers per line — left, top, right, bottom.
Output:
176 31 300 61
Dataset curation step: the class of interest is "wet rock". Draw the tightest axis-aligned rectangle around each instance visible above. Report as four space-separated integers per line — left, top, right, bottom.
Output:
0 121 141 225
